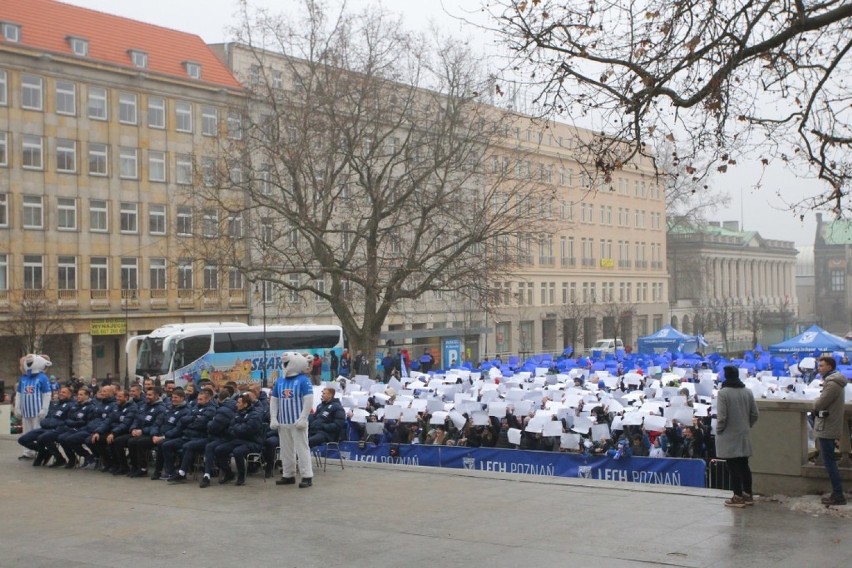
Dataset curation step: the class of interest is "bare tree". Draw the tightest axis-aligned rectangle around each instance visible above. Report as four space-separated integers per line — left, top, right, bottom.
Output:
3 296 67 355
187 2 548 369
744 299 767 348
486 1 852 212
558 299 593 355
598 298 636 349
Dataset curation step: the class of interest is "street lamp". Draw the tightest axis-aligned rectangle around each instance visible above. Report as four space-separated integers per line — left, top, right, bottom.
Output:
254 283 270 388
123 288 137 390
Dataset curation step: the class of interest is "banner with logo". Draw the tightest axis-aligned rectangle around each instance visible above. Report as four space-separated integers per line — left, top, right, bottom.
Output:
333 442 705 487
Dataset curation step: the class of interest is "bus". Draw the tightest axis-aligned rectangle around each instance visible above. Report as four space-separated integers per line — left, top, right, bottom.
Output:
127 323 347 388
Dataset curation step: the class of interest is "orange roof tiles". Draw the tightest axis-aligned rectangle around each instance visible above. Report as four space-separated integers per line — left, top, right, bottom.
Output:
0 0 242 90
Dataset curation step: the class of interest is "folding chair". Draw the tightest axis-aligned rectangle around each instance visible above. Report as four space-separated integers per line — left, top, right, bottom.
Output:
312 433 347 472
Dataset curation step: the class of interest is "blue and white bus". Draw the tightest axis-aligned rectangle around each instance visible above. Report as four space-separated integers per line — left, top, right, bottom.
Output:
128 323 346 388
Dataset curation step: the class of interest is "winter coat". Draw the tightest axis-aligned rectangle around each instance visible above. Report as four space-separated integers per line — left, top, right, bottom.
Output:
813 371 848 440
715 385 759 459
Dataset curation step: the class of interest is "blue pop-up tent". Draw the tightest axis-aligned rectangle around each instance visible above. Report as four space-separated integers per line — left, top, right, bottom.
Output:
637 325 706 355
768 324 852 355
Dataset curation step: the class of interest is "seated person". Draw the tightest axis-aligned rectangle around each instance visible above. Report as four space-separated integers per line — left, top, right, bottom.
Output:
308 387 346 448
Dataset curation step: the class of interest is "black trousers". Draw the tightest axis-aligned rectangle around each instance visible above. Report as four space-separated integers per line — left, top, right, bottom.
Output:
726 456 752 496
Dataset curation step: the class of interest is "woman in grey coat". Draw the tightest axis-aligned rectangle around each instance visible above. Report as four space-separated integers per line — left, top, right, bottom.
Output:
716 365 759 508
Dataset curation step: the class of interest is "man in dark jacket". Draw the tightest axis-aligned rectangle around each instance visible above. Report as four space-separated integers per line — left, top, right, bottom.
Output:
308 387 346 448
149 388 191 479
815 356 848 506
19 386 76 467
57 388 102 468
211 393 263 487
125 388 167 478
91 388 137 473
166 388 217 483
198 390 237 487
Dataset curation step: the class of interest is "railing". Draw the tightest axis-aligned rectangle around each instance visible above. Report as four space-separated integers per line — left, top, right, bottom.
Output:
90 290 108 300
23 289 46 300
58 290 78 301
561 257 576 267
635 260 648 269
538 256 555 265
618 260 632 268
581 257 596 267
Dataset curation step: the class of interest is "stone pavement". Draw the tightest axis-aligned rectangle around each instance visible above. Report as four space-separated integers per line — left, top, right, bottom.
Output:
0 437 849 568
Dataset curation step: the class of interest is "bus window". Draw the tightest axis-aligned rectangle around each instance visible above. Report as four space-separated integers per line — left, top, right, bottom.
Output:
174 335 212 370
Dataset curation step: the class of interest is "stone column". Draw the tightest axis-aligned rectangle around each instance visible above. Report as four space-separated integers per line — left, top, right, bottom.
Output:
73 332 93 380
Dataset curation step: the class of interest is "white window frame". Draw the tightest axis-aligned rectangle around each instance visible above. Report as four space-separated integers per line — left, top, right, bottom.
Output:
175 154 192 185
55 80 76 116
22 135 43 170
88 142 108 176
0 193 6 227
184 62 202 79
201 105 218 136
87 86 107 120
57 197 77 231
129 50 147 69
0 254 6 291
118 92 137 124
120 202 138 234
58 256 77 290
176 207 192 236
0 70 6 105
175 101 192 133
203 265 218 290
150 258 166 290
0 131 7 166
227 111 242 140
22 195 43 229
2 23 20 43
177 260 193 290
90 257 108 291
147 96 165 129
119 147 138 179
228 215 242 238
202 210 217 237
120 258 138 290
148 150 166 182
55 139 77 173
23 255 43 290
21 74 43 111
148 204 166 235
89 199 108 232
68 37 88 56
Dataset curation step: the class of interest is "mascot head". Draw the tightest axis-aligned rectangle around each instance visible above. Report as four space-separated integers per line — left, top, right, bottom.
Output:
281 351 307 378
22 353 52 375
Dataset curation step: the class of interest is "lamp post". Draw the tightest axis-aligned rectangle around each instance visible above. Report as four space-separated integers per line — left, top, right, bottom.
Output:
254 284 269 388
123 288 136 390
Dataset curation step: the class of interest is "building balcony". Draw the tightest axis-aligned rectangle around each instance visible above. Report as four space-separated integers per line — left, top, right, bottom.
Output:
229 288 247 307
581 257 596 267
90 289 109 309
203 289 221 306
618 260 632 268
538 256 555 266
561 257 576 267
58 289 78 309
177 289 195 308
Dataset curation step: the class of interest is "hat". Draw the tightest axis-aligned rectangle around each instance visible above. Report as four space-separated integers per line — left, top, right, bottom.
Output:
723 365 739 382
49 375 56 380
384 387 396 398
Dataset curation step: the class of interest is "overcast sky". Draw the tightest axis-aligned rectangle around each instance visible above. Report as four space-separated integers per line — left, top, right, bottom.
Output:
61 0 823 246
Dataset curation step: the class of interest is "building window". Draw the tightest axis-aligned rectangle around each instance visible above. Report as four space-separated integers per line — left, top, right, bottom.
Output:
148 96 165 129
177 260 193 290
22 135 43 169
0 70 6 106
149 204 166 235
87 86 107 120
201 157 216 186
148 150 166 182
175 154 192 185
88 142 108 176
228 215 242 238
177 207 192 235
150 258 166 290
202 210 217 237
68 37 88 56
184 62 202 79
55 80 76 115
0 193 6 226
120 202 138 233
56 139 77 173
89 199 107 232
129 50 147 69
0 131 8 166
203 265 218 290
830 269 845 292
57 197 77 230
289 274 300 303
118 92 137 124
201 105 218 136
175 101 192 132
0 254 7 291
227 111 242 140
2 23 21 43
23 255 43 290
119 147 138 179
120 258 138 290
21 74 43 110
228 268 243 291
90 257 108 290
22 195 43 229
58 256 77 290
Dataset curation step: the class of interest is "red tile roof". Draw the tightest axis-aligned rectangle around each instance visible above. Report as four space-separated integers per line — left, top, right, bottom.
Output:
0 0 242 90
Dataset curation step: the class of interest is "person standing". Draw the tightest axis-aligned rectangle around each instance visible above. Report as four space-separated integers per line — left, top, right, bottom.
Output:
814 356 848 506
716 365 759 508
14 354 52 460
329 350 339 379
270 352 314 488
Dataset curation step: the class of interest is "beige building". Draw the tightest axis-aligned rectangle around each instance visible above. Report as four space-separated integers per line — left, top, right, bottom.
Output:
0 0 248 382
212 42 669 364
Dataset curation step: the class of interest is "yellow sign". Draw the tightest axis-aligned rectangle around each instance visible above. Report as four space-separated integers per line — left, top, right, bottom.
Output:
91 319 127 336
600 258 615 268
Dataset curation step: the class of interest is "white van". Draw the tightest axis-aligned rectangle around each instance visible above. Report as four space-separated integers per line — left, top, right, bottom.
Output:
591 338 624 354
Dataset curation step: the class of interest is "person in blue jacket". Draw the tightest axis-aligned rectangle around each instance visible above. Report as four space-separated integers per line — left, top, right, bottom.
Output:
90 388 137 473
166 387 217 483
212 393 263 487
14 354 52 460
126 388 167 478
18 385 75 466
308 387 346 448
198 390 236 487
57 388 102 468
419 349 434 373
149 388 191 480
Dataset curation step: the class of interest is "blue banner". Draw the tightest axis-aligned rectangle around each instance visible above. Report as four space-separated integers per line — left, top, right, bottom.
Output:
333 442 705 487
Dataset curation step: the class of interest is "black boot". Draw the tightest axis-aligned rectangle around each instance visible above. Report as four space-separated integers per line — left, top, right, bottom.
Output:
276 476 296 486
298 477 312 488
33 450 49 467
219 469 235 484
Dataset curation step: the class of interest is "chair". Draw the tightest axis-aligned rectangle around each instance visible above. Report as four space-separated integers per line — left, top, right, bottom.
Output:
312 434 345 473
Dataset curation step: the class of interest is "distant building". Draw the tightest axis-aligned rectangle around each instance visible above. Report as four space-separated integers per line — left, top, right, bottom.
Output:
795 245 815 325
813 213 852 335
668 220 798 352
